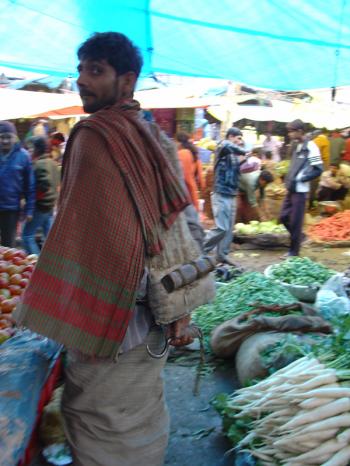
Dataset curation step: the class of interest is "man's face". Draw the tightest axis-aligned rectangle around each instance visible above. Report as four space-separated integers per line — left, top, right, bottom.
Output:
287 128 302 141
77 59 122 113
229 134 243 146
0 132 16 154
330 165 338 176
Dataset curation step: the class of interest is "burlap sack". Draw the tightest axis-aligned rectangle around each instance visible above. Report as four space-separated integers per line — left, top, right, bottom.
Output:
235 332 285 385
210 313 331 358
147 127 216 324
235 331 328 385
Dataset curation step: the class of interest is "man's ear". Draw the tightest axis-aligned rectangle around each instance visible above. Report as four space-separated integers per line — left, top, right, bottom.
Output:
120 71 137 99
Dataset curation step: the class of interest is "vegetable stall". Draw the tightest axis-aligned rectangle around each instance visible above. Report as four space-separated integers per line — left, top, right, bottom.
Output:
307 210 350 246
213 309 350 465
192 256 350 465
234 221 290 249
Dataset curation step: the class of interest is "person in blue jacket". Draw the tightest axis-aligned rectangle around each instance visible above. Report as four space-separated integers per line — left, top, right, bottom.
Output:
203 127 247 264
0 121 35 247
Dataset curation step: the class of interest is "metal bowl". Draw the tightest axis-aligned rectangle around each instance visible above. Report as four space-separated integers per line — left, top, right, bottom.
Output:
264 264 319 303
318 201 341 215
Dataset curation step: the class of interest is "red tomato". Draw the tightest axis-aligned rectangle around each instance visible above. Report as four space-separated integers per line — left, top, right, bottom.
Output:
14 249 27 259
0 261 8 273
8 285 22 296
9 274 22 286
23 264 34 273
19 278 29 288
3 249 17 261
22 271 32 280
0 276 9 288
1 299 15 313
6 265 20 276
0 295 6 304
12 257 26 266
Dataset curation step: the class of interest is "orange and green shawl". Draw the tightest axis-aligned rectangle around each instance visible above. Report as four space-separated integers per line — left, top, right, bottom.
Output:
15 100 189 359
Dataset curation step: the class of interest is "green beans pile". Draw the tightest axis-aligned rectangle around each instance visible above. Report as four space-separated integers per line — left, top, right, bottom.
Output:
269 257 336 286
192 272 297 338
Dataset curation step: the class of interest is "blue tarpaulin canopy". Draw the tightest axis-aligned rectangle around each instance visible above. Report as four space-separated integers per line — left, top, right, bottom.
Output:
1 0 350 90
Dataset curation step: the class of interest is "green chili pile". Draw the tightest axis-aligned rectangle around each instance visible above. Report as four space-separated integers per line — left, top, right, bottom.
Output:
269 257 336 286
192 272 297 338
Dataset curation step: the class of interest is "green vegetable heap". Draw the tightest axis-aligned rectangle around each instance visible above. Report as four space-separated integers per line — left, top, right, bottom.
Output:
192 272 297 338
269 257 336 286
235 220 287 236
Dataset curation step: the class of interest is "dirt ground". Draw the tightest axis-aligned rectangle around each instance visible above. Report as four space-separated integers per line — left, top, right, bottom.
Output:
31 242 349 466
229 242 349 274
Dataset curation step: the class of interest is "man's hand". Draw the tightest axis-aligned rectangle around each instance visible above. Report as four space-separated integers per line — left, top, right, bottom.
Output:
166 314 194 347
25 215 33 222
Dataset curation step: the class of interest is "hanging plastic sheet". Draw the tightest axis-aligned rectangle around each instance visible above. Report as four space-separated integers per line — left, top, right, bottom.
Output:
0 330 61 466
1 0 350 90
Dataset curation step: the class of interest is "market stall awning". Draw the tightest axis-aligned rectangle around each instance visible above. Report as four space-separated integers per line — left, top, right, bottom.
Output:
208 100 299 124
135 87 225 109
0 87 225 121
33 106 86 118
1 1 350 91
0 88 81 120
207 98 350 130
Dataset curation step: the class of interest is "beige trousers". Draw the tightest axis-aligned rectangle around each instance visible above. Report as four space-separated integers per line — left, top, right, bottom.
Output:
61 328 169 466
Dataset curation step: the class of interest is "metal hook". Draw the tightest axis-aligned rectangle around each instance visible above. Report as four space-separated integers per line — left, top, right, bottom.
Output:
146 326 171 359
146 337 171 359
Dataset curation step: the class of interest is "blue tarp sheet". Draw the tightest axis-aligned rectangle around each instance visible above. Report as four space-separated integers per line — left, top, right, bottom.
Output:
0 330 61 466
1 0 350 90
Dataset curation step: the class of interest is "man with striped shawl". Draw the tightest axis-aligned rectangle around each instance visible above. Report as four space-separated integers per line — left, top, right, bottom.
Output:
15 32 202 466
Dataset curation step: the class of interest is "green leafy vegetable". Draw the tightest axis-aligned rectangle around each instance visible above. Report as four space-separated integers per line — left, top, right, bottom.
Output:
269 257 336 286
192 272 297 338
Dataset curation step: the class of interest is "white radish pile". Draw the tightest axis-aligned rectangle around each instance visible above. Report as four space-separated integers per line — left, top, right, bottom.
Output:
231 356 350 465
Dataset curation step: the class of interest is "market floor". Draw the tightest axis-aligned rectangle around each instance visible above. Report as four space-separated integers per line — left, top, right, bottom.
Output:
164 353 237 466
230 241 349 273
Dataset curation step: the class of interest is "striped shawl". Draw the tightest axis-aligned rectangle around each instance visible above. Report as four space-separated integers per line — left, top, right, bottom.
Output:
15 100 189 359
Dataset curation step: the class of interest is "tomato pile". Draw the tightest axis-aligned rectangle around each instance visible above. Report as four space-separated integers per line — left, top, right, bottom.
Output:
0 246 37 342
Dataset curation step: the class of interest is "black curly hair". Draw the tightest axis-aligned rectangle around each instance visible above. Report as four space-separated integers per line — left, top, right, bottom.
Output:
77 32 143 78
31 136 48 155
175 132 198 162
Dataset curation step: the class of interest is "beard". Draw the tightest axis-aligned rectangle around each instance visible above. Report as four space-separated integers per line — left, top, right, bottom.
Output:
80 82 120 114
81 95 116 113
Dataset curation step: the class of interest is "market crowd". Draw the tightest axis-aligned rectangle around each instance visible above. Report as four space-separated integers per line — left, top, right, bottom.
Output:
0 121 65 252
2 109 350 260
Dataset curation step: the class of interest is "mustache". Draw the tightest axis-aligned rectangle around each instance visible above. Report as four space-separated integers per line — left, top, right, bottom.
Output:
79 90 96 97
